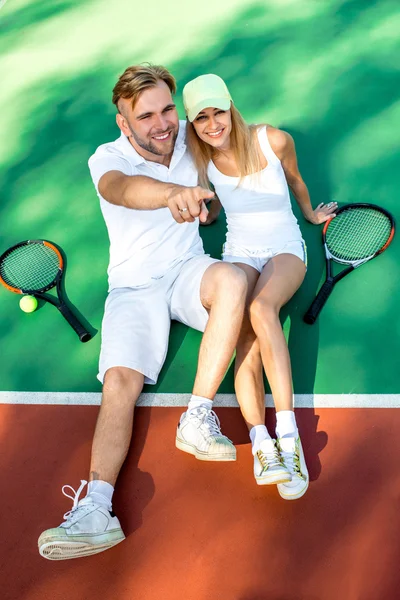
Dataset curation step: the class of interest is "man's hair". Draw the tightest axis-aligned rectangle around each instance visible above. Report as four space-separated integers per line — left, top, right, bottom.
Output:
112 64 176 112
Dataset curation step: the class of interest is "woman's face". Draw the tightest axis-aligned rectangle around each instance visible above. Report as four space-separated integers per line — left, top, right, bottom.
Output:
192 107 232 150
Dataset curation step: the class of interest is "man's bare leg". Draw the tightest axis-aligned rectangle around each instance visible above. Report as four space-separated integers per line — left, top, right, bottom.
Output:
192 262 247 397
37 365 141 560
90 366 144 486
176 263 247 461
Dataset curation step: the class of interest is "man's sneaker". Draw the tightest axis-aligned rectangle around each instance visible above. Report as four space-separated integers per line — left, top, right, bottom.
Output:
254 438 292 485
38 480 125 560
176 407 236 461
277 437 309 500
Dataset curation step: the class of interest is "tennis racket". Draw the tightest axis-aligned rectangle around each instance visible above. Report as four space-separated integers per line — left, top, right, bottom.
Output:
304 203 395 324
0 240 92 342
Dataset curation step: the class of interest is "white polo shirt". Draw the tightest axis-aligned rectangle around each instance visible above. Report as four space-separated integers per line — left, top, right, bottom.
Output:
89 121 204 290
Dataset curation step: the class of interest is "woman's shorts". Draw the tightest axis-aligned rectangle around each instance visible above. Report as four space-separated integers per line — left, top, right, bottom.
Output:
222 239 307 273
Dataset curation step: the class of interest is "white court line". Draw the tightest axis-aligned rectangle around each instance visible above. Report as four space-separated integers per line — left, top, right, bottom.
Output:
0 392 399 408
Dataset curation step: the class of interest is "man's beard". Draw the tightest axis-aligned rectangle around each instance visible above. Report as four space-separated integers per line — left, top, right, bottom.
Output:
129 125 178 156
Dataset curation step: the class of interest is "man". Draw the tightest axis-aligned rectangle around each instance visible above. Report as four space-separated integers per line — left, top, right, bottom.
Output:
38 64 247 560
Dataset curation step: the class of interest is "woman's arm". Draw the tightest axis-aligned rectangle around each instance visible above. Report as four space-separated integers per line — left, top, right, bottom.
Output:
200 196 222 226
267 127 337 224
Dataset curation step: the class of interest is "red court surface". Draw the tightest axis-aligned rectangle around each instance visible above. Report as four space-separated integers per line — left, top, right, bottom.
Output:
1 405 400 600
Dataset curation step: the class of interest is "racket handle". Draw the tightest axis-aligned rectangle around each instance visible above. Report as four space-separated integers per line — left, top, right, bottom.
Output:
58 303 92 342
303 280 335 325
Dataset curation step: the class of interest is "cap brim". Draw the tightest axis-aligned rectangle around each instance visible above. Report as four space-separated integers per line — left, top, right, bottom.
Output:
187 97 232 122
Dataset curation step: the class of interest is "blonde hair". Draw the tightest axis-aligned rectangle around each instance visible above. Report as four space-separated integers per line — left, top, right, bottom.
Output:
112 64 176 112
186 103 262 188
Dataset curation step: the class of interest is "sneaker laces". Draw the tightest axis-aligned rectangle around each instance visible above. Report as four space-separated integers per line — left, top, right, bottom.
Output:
280 447 301 477
61 480 89 522
187 407 228 440
257 443 284 470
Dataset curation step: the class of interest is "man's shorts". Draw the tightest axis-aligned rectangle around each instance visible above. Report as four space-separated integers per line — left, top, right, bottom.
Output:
222 239 307 273
98 254 220 385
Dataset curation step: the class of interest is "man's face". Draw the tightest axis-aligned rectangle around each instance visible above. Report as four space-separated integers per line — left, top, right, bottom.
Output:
117 81 179 161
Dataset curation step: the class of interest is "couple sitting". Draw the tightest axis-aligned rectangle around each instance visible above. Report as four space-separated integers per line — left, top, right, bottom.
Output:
38 64 336 560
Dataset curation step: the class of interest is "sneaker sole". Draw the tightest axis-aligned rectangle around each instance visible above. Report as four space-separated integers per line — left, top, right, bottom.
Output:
38 531 125 560
277 479 309 500
175 437 236 461
255 472 292 486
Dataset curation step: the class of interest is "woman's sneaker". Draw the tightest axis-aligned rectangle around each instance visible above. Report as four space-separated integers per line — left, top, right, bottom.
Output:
277 437 309 500
176 407 236 461
253 438 292 485
38 481 125 560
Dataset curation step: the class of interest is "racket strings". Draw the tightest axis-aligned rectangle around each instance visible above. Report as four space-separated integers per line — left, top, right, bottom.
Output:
0 243 60 291
326 208 392 261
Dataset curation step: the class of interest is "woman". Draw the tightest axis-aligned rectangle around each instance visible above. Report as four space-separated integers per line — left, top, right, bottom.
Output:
183 74 336 500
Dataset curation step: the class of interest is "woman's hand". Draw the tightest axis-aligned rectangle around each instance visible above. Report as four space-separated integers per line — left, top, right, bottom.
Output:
307 202 338 224
200 197 222 226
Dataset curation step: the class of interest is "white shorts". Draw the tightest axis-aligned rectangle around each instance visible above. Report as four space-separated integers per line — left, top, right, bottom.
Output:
98 254 219 385
222 240 307 273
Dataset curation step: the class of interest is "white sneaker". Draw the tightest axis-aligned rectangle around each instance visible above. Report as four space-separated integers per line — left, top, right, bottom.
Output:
38 481 125 560
176 407 236 461
253 438 292 485
277 437 309 500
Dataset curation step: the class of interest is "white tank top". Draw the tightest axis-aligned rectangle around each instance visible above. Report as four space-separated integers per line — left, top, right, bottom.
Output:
207 126 302 249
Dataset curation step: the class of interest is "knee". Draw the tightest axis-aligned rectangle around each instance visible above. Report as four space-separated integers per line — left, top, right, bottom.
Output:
202 263 247 310
215 263 248 298
103 367 144 406
249 296 280 330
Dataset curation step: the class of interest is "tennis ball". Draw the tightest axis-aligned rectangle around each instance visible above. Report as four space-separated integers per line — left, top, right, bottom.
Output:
19 295 38 313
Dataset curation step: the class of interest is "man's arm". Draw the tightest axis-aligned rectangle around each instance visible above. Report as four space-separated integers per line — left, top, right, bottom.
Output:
98 170 215 224
99 171 173 209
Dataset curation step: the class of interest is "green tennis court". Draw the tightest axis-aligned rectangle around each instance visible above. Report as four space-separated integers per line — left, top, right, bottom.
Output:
1 0 399 395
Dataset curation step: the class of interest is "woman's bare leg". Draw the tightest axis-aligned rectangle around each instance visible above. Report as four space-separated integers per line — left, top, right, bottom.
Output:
249 254 306 413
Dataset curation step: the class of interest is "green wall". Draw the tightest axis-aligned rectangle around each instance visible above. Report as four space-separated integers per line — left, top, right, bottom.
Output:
0 0 399 393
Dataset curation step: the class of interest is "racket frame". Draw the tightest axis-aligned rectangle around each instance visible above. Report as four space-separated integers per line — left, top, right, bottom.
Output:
0 240 91 342
304 203 395 324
